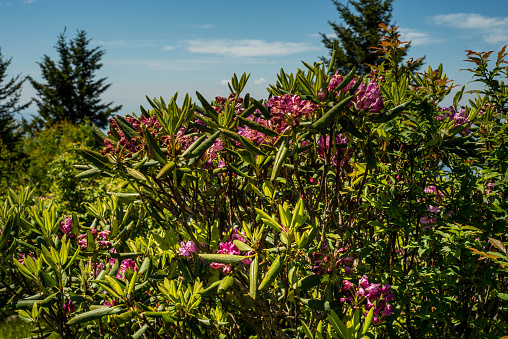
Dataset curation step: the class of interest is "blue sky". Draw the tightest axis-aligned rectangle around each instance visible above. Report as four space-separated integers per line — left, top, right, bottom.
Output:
1 0 507 120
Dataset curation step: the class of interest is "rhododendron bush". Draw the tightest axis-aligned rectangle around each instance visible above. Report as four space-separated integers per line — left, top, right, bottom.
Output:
1 26 508 338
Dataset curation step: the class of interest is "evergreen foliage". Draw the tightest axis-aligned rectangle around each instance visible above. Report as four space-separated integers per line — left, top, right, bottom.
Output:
0 49 29 151
321 0 410 75
29 29 121 129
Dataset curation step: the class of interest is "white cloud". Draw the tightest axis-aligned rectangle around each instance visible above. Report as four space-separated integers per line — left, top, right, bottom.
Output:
398 28 442 46
187 39 319 57
254 78 267 85
162 45 177 51
220 79 230 86
93 40 155 48
104 58 211 71
432 13 508 44
193 24 215 29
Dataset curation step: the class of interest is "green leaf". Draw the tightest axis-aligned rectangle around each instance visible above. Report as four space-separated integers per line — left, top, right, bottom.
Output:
126 167 147 181
334 67 356 92
361 307 374 336
251 99 272 120
258 255 283 290
233 240 253 252
328 310 347 339
156 161 176 179
255 208 282 232
75 167 101 179
217 275 234 293
67 307 123 325
182 133 208 159
373 101 411 123
198 254 247 264
338 116 364 139
250 255 259 299
271 137 289 181
296 274 321 290
133 324 148 339
237 116 278 137
300 298 330 311
187 131 221 164
142 127 166 165
199 280 221 296
311 95 354 129
195 92 219 123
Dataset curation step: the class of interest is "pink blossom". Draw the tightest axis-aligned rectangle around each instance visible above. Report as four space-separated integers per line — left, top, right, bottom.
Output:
178 241 199 258
116 259 137 280
424 186 438 194
359 275 369 288
60 216 72 234
63 300 74 314
342 280 354 291
427 205 440 213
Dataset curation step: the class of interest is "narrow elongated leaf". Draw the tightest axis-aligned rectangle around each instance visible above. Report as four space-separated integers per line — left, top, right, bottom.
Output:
67 307 123 325
250 255 259 299
373 101 411 123
328 310 347 339
338 116 364 139
255 208 282 232
233 240 253 252
237 116 278 137
115 116 138 140
156 161 176 179
188 131 221 164
126 167 147 181
311 95 354 129
300 298 330 311
271 137 289 181
142 128 167 165
182 133 208 159
91 124 108 145
77 149 111 169
361 308 375 335
218 275 234 293
251 99 272 120
133 324 148 339
199 280 221 296
334 67 356 92
198 254 246 264
196 92 219 123
258 255 283 290
75 168 101 179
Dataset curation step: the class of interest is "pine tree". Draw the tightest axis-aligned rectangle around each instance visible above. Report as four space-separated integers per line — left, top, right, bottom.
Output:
320 0 394 75
30 29 121 129
0 48 30 151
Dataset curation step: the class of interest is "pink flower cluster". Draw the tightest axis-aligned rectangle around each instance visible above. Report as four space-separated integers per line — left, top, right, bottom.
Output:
117 259 137 280
341 275 394 324
328 72 383 113
178 240 198 258
436 106 471 135
210 229 252 274
317 134 351 167
265 94 318 133
60 216 73 235
420 185 446 228
77 229 111 250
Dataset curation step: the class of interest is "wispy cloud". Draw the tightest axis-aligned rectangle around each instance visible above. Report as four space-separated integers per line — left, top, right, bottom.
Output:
432 13 508 44
220 79 230 86
93 40 156 48
104 58 213 71
398 28 442 46
254 78 267 85
187 39 319 57
193 24 215 29
162 45 177 51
